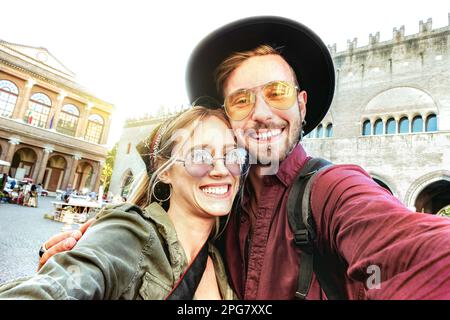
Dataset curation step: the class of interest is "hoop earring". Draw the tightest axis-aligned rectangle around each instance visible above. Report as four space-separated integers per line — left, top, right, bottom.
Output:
300 119 307 141
152 180 172 204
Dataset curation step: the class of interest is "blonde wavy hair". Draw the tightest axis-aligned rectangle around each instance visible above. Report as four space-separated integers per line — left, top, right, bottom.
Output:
128 105 238 240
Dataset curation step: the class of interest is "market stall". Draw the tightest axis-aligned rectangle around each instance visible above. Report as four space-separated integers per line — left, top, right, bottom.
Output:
48 196 103 227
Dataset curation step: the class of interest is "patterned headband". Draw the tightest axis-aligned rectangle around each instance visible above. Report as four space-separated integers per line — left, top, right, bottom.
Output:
136 123 167 174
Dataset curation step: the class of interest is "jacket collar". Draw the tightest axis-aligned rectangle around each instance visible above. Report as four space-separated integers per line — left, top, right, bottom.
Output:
143 202 188 280
143 202 236 299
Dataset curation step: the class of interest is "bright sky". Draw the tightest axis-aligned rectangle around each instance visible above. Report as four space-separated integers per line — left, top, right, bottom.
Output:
2 0 449 147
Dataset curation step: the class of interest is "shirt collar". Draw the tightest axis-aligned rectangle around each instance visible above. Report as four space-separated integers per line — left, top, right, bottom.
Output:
275 143 310 187
240 143 310 208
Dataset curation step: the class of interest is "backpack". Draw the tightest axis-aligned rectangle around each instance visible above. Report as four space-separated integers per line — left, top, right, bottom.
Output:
287 157 347 300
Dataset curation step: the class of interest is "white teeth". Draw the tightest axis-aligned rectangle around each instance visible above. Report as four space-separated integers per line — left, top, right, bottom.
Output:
201 186 229 195
253 129 282 140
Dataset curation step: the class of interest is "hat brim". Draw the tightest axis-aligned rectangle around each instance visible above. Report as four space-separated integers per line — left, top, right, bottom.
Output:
186 16 335 135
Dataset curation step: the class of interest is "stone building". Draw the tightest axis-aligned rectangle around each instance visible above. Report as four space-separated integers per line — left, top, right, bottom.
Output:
111 15 450 214
0 40 114 193
303 15 450 214
108 115 168 198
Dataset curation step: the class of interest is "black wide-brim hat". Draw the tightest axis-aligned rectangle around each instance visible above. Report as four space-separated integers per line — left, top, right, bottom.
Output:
186 16 335 134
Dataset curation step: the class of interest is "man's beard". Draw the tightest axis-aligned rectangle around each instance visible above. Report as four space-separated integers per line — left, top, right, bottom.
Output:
237 117 302 173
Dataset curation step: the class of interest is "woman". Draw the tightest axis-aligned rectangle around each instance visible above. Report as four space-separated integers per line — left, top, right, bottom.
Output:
28 184 38 208
0 106 247 299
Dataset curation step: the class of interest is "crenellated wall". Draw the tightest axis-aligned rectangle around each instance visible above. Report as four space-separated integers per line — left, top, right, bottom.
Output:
304 14 450 211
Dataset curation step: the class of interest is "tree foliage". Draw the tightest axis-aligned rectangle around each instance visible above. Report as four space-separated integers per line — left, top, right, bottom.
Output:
100 143 117 193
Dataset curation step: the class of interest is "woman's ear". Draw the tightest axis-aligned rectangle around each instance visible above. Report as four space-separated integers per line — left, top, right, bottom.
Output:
158 170 171 185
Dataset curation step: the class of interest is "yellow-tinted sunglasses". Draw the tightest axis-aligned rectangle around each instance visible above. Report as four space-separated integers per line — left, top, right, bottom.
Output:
224 80 299 121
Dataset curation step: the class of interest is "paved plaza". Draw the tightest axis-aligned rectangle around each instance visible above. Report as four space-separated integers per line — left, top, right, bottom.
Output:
0 196 74 284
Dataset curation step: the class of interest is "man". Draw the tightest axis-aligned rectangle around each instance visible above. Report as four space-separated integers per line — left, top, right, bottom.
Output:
40 17 450 299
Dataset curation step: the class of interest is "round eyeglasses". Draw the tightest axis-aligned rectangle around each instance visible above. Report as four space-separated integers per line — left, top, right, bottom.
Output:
175 148 248 177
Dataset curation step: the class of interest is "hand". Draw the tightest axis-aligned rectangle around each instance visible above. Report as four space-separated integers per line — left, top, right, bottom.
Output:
37 218 95 271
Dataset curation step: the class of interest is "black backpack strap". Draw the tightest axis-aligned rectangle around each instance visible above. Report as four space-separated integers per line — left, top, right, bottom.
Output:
288 157 345 300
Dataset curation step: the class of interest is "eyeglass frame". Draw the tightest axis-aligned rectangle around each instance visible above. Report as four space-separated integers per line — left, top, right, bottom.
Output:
170 147 248 177
222 80 301 121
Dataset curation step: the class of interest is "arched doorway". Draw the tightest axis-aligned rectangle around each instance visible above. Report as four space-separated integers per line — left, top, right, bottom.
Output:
9 148 37 180
120 170 134 198
373 178 393 195
73 162 94 193
415 180 450 214
43 155 67 192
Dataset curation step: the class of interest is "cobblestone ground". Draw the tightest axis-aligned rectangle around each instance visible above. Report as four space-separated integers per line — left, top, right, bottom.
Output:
0 197 72 284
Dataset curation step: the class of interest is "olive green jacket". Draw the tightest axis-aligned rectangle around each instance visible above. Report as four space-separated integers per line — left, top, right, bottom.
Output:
0 202 236 300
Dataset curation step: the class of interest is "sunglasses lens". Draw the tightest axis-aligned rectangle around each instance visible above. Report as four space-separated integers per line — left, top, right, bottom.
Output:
225 148 248 176
263 81 297 109
224 90 254 121
185 150 213 177
185 164 213 177
224 81 297 120
183 148 248 177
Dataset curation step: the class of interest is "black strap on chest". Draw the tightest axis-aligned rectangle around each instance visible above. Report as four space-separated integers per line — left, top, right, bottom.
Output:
165 242 209 300
287 157 347 300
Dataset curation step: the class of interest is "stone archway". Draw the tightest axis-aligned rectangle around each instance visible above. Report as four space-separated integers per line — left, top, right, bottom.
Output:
362 86 439 115
414 180 450 214
373 178 393 195
405 170 450 212
369 172 398 198
43 155 67 192
73 161 94 193
9 147 38 180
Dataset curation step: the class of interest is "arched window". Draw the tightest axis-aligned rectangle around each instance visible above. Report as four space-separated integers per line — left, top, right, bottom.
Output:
121 170 134 198
84 114 104 144
56 104 79 136
412 115 423 133
399 117 409 134
25 93 52 128
325 124 333 138
386 118 396 134
374 119 383 135
305 129 314 139
316 124 323 138
425 114 437 132
362 120 371 136
0 80 19 118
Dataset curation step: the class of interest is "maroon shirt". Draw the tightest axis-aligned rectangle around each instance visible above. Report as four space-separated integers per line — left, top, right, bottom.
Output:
224 144 450 299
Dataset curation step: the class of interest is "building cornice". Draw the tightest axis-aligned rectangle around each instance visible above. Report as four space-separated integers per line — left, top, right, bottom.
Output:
0 51 114 109
0 116 108 159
